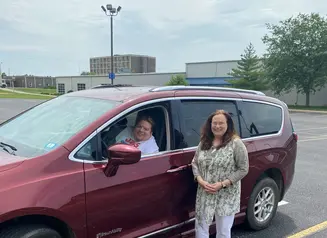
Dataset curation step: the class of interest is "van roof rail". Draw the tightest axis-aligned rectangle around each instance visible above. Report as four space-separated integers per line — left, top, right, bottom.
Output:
91 84 134 89
149 86 265 96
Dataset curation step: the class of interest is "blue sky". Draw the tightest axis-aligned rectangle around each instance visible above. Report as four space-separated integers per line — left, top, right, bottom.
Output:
1 0 327 76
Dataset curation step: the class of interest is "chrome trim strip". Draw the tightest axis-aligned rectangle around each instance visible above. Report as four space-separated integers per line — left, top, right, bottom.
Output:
141 148 184 158
137 218 195 238
183 146 197 152
68 96 285 164
150 85 266 95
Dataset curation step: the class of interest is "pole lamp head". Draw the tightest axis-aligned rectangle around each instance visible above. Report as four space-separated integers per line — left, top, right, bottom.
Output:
110 8 116 14
106 4 113 11
101 5 106 13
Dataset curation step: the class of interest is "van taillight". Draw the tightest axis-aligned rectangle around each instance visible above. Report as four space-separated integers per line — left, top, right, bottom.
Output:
290 118 297 141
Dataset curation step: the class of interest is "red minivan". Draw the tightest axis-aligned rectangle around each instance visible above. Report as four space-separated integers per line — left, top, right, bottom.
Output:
0 85 297 238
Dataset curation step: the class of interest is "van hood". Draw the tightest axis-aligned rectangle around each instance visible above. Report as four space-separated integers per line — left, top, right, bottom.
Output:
0 151 25 172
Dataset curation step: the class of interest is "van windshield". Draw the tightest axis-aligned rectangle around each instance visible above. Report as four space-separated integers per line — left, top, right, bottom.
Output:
0 96 120 158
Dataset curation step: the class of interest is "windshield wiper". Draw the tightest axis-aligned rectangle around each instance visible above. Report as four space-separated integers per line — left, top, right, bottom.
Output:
0 142 17 155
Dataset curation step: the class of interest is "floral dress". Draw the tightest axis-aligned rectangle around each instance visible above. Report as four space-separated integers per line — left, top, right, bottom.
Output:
191 137 249 226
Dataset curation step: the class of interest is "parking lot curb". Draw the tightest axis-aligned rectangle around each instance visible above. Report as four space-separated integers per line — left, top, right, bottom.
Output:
289 109 327 114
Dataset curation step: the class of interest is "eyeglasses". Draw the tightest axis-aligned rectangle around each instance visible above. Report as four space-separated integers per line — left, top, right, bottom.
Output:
135 124 151 132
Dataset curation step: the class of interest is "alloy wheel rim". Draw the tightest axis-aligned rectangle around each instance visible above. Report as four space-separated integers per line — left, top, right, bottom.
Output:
253 187 275 223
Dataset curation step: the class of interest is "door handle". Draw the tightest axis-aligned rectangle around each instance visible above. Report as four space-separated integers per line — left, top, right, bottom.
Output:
167 165 190 173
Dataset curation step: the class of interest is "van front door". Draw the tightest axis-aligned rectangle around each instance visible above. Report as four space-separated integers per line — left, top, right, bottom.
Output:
83 152 182 238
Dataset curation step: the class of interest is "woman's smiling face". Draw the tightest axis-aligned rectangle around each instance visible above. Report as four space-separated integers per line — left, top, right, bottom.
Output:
133 119 152 141
211 114 228 138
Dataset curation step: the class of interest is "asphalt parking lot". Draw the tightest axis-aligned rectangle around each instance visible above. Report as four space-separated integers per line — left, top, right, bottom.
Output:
232 112 327 238
0 99 326 238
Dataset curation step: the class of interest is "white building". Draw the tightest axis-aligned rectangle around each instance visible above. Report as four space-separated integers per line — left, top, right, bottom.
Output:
56 72 185 94
56 59 327 106
55 60 239 94
186 60 238 86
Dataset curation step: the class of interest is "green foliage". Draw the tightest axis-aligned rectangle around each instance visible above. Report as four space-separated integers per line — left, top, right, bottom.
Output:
228 43 269 91
166 74 189 86
81 71 96 76
262 13 327 106
44 86 56 89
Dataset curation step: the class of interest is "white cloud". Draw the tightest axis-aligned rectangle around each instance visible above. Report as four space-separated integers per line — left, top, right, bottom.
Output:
2 0 327 33
0 0 327 75
1 0 326 38
0 45 46 52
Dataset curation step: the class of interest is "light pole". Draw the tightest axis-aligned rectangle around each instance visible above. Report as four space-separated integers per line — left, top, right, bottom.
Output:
101 4 122 85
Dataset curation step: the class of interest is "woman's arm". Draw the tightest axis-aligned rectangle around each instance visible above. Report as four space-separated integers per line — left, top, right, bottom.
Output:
192 142 205 184
225 138 249 185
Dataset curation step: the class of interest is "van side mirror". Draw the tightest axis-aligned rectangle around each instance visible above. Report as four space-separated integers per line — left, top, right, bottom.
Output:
104 144 141 177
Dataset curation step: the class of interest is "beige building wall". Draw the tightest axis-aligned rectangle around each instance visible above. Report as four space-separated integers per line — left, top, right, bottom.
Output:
186 60 238 78
264 87 327 107
186 60 327 107
90 54 156 75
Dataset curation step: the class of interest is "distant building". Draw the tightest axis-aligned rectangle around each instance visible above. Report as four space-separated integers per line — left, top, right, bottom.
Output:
90 54 156 75
56 59 327 107
2 75 56 88
186 60 239 86
56 72 185 94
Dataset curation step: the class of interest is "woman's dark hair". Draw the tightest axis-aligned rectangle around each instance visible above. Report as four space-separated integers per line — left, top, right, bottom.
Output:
200 109 238 150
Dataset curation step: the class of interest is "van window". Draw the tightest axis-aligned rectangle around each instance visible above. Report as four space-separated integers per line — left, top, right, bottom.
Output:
0 96 120 158
239 101 282 138
179 99 240 148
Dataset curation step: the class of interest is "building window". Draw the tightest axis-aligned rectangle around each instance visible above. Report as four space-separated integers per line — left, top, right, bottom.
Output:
77 83 86 91
58 83 65 94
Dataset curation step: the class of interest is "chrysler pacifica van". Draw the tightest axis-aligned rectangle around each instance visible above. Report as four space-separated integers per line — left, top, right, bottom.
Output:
0 85 297 238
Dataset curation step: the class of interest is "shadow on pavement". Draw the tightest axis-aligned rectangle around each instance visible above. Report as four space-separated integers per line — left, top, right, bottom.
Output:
230 211 297 238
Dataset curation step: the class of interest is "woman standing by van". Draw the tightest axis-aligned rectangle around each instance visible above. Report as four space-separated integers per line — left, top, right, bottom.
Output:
192 110 249 238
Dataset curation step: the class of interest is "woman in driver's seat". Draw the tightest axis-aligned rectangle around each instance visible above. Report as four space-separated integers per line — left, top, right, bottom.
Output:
115 115 159 155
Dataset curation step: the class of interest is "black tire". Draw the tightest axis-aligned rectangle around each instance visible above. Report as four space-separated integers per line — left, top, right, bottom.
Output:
0 224 62 238
246 177 280 230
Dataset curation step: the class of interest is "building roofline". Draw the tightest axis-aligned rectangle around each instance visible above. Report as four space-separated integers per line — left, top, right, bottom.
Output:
90 54 156 59
186 58 265 65
186 59 240 65
2 75 55 79
55 71 186 78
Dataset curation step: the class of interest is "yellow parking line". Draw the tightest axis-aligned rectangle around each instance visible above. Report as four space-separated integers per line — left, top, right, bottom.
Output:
287 220 327 238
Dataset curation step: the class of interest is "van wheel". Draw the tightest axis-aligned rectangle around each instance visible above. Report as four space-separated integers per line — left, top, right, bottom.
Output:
0 224 62 238
246 177 280 230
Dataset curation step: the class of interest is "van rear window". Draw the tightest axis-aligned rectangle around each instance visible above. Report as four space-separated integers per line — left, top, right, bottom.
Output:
239 101 283 138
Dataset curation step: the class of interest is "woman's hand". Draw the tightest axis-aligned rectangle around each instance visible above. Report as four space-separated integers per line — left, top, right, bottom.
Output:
201 181 216 193
205 182 223 194
197 177 216 193
197 177 223 194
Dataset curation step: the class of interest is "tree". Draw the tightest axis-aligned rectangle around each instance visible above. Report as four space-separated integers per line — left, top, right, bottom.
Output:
1 72 6 78
262 13 327 106
228 43 269 91
166 74 189 86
